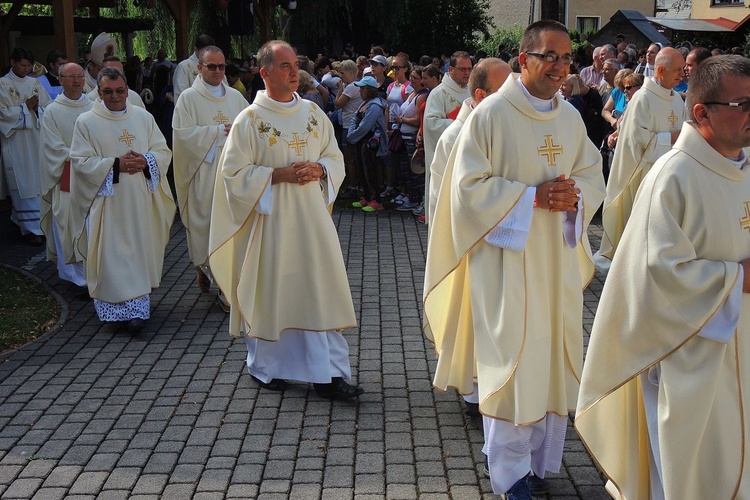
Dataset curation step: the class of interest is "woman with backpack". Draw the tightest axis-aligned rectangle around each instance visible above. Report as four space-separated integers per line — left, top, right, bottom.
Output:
347 76 388 212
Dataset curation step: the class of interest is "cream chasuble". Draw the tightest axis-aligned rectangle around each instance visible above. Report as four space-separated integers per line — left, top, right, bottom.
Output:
86 88 145 109
576 122 750 500
83 69 97 94
423 74 469 224
173 76 248 267
69 101 175 303
424 74 605 424
428 98 472 228
209 91 356 339
0 71 52 199
173 53 199 101
598 77 686 262
40 93 93 264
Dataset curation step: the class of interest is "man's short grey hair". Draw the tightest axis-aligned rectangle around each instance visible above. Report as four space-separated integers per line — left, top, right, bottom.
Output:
198 45 223 63
687 55 750 121
97 67 126 86
604 58 621 69
601 44 616 56
257 40 293 71
339 59 357 73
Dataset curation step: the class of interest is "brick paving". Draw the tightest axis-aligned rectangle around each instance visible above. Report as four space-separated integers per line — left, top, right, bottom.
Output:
0 209 609 499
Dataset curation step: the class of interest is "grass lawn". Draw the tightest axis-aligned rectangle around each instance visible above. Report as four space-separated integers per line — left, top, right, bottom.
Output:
0 267 60 352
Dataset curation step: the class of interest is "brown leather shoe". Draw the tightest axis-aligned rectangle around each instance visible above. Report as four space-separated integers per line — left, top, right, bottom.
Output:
197 268 210 293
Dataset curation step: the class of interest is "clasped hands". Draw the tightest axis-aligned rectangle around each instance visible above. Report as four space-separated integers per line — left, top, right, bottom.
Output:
119 150 148 175
271 161 325 186
536 174 580 213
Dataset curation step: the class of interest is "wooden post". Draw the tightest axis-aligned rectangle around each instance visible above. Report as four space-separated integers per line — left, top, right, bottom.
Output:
163 0 196 60
53 0 76 61
0 1 26 68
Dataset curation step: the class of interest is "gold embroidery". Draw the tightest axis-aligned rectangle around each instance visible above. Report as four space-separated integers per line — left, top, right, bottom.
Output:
740 201 750 233
118 129 136 147
213 110 229 124
537 135 563 166
668 110 678 128
287 132 308 155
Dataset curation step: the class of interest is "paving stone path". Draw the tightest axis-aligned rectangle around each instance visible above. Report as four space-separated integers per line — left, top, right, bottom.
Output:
0 210 609 499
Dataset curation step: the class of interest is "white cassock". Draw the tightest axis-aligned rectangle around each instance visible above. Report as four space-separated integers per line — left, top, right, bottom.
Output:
422 73 469 224
0 71 52 235
86 88 145 109
39 93 93 286
577 122 750 500
424 75 605 494
69 101 175 322
596 77 685 269
209 91 357 384
172 75 248 270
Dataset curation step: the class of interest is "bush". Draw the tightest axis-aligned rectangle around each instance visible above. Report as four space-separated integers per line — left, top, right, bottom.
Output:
478 25 524 57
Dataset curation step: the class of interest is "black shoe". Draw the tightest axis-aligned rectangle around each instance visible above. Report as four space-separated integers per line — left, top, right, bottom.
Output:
527 474 550 495
75 286 90 300
24 234 44 246
126 318 146 332
505 473 533 500
313 377 364 400
251 375 287 391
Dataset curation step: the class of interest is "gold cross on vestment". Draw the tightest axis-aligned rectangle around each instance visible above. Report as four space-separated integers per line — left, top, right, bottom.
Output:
668 110 678 128
118 129 136 148
740 201 750 233
213 110 229 124
288 132 307 155
537 135 563 166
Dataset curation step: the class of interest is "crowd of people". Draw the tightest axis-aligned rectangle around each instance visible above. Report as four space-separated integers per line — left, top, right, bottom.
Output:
2 21 750 500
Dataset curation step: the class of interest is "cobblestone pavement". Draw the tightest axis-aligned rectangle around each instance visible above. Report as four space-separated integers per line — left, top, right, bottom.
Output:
0 209 609 499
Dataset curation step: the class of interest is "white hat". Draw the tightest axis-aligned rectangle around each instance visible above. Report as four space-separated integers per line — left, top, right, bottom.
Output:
363 66 373 75
90 32 117 65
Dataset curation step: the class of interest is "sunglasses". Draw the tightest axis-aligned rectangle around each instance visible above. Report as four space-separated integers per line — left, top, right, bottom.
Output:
624 85 641 90
392 65 406 70
201 63 226 71
100 87 127 96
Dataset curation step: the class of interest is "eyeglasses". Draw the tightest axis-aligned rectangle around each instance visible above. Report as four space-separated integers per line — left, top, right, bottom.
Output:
100 87 127 96
526 52 574 65
704 101 750 113
624 85 641 90
201 63 226 72
451 66 472 72
61 75 85 80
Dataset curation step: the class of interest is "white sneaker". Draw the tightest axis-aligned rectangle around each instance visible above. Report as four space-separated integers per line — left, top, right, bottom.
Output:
391 194 405 204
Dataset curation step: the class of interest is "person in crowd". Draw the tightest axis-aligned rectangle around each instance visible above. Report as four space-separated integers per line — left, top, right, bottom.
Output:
334 59 364 199
174 34 215 101
298 70 325 110
37 49 67 100
347 76 388 213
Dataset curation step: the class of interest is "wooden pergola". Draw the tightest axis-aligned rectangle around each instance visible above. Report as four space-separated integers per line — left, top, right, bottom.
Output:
0 0 277 67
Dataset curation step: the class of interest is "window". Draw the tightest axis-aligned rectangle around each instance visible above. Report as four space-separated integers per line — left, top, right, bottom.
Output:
577 16 600 33
712 0 742 5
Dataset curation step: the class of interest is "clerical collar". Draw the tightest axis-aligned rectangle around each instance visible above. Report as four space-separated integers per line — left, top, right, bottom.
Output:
202 79 225 97
650 76 674 96
276 95 298 108
101 104 127 116
516 77 555 112
727 149 747 170
7 71 27 83
62 93 87 103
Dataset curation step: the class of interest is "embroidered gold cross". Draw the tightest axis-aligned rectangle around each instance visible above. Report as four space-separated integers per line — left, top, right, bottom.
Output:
288 132 307 155
740 201 750 233
118 129 135 148
213 110 228 124
668 110 678 128
537 135 563 166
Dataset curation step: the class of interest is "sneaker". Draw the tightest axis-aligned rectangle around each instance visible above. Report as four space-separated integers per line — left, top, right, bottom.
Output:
504 473 533 500
397 200 417 211
380 186 397 198
391 194 406 204
362 200 384 212
412 203 424 216
417 213 426 224
352 198 368 208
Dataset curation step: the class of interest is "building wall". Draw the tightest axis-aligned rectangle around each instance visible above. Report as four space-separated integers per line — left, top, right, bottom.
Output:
691 0 750 22
567 0 655 32
486 0 534 30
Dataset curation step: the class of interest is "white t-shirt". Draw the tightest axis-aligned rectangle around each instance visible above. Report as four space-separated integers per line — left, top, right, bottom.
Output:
341 83 364 129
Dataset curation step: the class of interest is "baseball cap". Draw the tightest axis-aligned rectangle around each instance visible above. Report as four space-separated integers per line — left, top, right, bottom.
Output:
354 76 378 88
369 55 387 66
